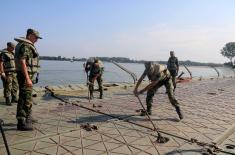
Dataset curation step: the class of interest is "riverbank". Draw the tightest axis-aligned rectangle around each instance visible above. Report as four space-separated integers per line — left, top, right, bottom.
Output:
0 75 234 97
40 56 224 67
0 77 235 154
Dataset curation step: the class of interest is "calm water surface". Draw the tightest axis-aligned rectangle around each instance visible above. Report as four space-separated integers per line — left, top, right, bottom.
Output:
0 60 234 88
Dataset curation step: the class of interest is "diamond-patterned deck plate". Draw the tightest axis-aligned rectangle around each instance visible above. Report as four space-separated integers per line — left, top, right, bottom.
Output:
0 78 235 154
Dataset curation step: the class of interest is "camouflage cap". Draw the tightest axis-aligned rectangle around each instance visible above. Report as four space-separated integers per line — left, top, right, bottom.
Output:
27 28 42 39
7 42 15 48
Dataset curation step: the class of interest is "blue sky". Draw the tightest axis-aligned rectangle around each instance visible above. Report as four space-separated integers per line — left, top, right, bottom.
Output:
1 0 235 63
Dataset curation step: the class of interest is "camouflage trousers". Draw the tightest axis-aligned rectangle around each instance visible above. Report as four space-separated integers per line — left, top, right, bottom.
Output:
89 75 103 95
1 72 18 98
169 70 178 90
146 77 180 111
16 72 34 120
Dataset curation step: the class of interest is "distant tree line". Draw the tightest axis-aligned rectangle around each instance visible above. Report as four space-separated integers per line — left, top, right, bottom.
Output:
40 41 235 67
39 56 223 67
221 42 235 67
40 56 86 61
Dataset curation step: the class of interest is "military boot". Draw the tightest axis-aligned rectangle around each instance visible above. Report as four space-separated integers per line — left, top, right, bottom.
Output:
5 97 12 106
140 109 152 116
11 96 18 103
140 110 147 116
17 119 33 131
175 106 183 120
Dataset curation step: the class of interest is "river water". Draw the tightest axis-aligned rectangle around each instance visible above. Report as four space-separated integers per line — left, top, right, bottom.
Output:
0 60 234 88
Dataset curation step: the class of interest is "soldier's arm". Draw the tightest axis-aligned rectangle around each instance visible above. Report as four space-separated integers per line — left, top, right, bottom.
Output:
0 61 5 78
133 71 146 96
85 63 90 73
176 57 179 72
0 61 4 74
139 68 164 94
19 45 33 87
167 58 170 69
139 79 159 94
0 54 5 78
20 59 32 87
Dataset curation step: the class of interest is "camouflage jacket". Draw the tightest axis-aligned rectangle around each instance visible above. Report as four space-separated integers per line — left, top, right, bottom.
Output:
0 49 16 72
142 64 170 81
167 56 179 71
14 37 40 73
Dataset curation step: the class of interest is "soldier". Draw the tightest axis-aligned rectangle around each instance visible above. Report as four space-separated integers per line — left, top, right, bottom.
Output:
133 62 183 120
85 57 104 99
0 42 18 106
14 28 41 131
167 51 179 91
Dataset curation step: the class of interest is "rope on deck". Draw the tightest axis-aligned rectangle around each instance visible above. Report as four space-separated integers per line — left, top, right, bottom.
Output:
45 86 235 155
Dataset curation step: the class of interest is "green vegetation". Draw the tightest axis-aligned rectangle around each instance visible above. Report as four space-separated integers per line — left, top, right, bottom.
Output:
40 56 86 61
221 42 235 67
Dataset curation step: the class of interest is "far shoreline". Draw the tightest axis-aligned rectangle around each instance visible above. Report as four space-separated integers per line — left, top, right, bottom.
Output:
39 56 226 67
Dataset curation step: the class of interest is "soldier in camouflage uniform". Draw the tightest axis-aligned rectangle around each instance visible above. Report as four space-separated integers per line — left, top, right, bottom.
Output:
14 29 41 131
0 42 18 106
167 51 179 91
133 61 183 120
85 58 104 99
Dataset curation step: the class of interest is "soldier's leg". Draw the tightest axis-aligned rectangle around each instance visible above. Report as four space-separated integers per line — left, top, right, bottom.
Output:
24 86 33 117
88 76 94 99
16 72 33 131
97 76 103 99
1 77 6 98
172 75 176 91
11 73 18 103
164 79 183 120
4 74 13 106
16 76 27 119
19 85 33 130
1 77 6 104
145 89 154 114
169 70 177 91
16 73 24 119
143 81 164 116
142 88 156 116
